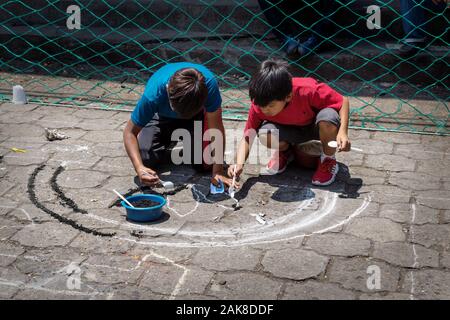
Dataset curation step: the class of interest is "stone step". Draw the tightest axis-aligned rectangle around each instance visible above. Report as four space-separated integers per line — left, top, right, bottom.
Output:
1 0 447 40
0 25 448 86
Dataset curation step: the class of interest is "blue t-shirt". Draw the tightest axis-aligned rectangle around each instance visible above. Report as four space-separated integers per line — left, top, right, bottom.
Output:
131 62 222 127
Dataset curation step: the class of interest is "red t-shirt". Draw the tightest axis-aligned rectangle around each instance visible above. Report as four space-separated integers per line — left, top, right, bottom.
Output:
244 77 344 135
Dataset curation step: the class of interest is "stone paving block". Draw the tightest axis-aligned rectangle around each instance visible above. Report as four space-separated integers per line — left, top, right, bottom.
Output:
0 283 20 299
336 152 364 167
105 284 165 300
0 266 29 285
92 142 127 158
402 270 450 299
72 109 118 120
379 203 439 224
74 118 123 131
129 245 199 265
262 249 329 280
0 267 29 299
139 264 186 295
82 254 145 285
442 251 450 269
0 111 43 124
388 172 440 190
327 257 400 292
416 158 450 177
82 130 123 143
304 233 371 257
444 210 450 223
283 280 356 300
60 187 116 211
57 169 109 189
27 105 75 116
38 114 81 129
373 242 439 268
393 143 446 160
359 184 411 204
191 246 261 272
365 154 416 172
373 132 421 144
208 272 282 300
171 267 214 297
0 242 25 267
345 217 406 243
11 222 80 248
415 190 450 210
0 217 28 241
0 103 38 113
69 233 133 254
92 157 135 176
410 224 450 250
351 139 393 155
2 149 50 166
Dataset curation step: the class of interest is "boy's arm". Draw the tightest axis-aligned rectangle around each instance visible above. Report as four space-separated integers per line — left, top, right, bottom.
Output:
336 96 351 151
123 119 160 186
228 132 255 179
205 108 236 188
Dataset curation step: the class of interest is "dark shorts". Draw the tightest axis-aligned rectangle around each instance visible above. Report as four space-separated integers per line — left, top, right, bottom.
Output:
137 112 211 172
257 108 341 144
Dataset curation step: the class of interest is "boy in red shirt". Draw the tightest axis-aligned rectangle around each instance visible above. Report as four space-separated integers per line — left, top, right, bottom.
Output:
228 59 351 186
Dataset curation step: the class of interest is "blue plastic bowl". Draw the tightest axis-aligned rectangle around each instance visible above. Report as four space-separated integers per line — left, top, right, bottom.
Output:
121 194 166 222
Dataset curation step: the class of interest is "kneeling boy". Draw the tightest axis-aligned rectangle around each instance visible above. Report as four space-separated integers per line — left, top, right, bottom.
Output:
229 59 351 186
123 62 233 188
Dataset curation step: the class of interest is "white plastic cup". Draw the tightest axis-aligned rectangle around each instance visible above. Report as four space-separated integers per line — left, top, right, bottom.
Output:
12 85 27 104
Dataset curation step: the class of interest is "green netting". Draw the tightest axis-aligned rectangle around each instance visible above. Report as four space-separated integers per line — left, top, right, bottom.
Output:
0 0 448 134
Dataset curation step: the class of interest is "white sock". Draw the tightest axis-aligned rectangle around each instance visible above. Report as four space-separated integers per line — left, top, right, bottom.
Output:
321 153 335 162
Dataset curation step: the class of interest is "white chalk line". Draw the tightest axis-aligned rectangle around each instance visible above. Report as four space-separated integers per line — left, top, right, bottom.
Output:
114 194 371 247
0 251 189 300
0 205 35 226
409 202 418 300
86 186 335 240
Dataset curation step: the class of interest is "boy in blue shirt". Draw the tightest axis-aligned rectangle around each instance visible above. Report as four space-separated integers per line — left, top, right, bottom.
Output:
123 62 234 188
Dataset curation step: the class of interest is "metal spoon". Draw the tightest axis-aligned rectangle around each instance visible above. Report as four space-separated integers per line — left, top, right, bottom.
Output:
140 170 174 191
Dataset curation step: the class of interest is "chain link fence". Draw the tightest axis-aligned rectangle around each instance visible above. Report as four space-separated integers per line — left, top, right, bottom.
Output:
0 0 448 134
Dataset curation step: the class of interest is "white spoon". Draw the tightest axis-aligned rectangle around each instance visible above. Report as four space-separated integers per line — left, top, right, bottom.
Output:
328 141 363 152
113 189 135 208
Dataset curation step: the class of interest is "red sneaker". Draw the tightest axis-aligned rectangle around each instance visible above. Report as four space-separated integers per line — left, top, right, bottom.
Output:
312 157 339 186
264 149 294 175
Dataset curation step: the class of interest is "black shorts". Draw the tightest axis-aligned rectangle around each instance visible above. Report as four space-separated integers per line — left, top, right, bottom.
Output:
137 112 210 172
257 108 341 145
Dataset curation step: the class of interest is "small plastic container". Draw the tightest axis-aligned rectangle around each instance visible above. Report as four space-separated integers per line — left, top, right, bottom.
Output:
121 194 166 222
12 85 27 104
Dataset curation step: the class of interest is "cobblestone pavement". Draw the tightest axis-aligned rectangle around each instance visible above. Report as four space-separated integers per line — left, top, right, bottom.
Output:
0 103 449 300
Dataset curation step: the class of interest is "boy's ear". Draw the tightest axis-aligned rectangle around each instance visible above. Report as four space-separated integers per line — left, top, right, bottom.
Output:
286 93 293 102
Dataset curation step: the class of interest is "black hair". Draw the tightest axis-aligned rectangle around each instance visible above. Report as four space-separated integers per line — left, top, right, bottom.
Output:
249 59 292 107
168 68 208 119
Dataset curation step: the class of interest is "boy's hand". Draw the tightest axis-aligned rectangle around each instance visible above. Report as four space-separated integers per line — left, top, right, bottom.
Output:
212 173 240 190
336 132 351 152
227 164 243 181
138 166 160 187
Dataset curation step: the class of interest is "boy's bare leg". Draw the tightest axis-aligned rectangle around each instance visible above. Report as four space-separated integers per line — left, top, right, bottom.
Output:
318 121 338 156
258 132 289 151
